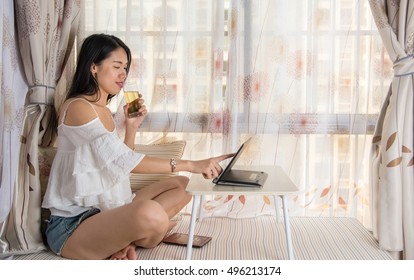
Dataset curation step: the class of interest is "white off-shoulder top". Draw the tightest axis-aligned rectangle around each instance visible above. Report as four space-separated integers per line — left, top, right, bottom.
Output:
42 98 144 217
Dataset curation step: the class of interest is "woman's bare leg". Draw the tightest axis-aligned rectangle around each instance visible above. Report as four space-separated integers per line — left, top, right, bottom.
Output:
60 176 192 260
133 175 192 218
61 200 169 260
107 176 192 259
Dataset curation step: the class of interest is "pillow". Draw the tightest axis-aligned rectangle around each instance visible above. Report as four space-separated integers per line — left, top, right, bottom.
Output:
130 140 186 191
38 147 57 196
38 147 57 243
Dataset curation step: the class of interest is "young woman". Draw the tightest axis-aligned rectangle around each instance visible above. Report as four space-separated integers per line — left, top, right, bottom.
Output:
42 33 233 260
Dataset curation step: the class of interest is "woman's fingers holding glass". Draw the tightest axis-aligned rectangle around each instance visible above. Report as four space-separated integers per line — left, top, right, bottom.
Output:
138 104 147 117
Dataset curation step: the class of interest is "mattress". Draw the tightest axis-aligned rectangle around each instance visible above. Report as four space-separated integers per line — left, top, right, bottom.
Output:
10 215 392 260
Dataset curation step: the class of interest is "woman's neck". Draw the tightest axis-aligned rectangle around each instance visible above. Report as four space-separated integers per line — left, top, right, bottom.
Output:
93 99 108 107
88 92 108 107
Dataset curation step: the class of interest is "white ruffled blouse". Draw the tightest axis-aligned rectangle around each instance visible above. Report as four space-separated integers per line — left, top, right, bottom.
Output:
42 117 144 217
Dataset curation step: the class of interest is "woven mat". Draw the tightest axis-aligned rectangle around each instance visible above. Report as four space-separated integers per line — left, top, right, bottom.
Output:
10 215 392 260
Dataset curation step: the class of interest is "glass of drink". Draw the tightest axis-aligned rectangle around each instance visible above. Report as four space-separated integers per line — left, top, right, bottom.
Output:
123 80 142 118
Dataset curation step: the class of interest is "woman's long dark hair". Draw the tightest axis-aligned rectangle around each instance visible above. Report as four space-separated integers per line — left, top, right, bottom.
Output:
66 34 132 104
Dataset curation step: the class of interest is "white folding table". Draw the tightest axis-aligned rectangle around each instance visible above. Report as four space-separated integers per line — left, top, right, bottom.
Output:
185 165 298 260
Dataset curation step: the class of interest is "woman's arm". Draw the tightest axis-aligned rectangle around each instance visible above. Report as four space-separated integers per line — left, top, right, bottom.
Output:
132 153 235 179
121 96 234 179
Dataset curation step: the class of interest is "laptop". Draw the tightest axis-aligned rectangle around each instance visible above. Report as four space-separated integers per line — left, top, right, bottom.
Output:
212 137 268 187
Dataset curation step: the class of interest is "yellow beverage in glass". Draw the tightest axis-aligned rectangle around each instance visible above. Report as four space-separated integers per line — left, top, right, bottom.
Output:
124 91 142 118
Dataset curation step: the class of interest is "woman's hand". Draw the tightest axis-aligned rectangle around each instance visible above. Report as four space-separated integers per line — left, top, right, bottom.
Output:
190 153 236 179
123 96 147 130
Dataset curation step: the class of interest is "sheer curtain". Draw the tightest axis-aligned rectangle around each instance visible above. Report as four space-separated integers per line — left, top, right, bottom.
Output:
80 0 390 226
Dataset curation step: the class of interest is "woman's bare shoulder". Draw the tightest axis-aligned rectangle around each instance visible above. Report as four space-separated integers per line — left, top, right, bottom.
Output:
59 97 98 126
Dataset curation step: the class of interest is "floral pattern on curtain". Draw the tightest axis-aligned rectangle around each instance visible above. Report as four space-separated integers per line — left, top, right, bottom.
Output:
368 0 414 260
0 0 80 257
85 0 390 225
0 0 27 224
192 0 392 223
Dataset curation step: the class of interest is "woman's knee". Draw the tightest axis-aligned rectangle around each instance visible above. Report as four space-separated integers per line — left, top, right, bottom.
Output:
174 175 189 190
129 200 169 238
135 200 169 227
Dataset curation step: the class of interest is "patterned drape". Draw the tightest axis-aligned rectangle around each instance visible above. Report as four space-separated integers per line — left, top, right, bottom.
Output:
0 0 80 257
368 0 414 260
0 0 27 224
86 0 391 225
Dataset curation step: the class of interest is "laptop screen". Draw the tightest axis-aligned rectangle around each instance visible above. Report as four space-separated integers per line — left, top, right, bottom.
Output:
212 137 252 183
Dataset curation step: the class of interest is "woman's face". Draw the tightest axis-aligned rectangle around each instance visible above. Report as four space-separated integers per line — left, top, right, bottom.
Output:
91 47 128 97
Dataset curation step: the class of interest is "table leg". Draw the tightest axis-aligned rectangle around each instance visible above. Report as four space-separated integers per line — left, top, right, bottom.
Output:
280 195 295 260
273 196 281 223
186 194 200 260
198 195 205 222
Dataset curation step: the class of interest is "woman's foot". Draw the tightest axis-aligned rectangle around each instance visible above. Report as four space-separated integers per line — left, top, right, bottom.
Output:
109 244 137 260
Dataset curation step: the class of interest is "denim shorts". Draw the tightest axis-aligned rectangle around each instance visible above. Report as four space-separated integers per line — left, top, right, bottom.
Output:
45 208 100 256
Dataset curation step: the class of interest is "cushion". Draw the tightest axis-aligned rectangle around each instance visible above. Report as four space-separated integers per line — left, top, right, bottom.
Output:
130 140 186 191
38 147 57 243
38 147 57 197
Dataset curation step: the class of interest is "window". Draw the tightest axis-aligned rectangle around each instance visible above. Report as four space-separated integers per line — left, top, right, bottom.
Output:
82 0 390 221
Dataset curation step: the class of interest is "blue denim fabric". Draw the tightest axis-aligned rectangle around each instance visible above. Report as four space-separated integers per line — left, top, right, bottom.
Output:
45 208 100 256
